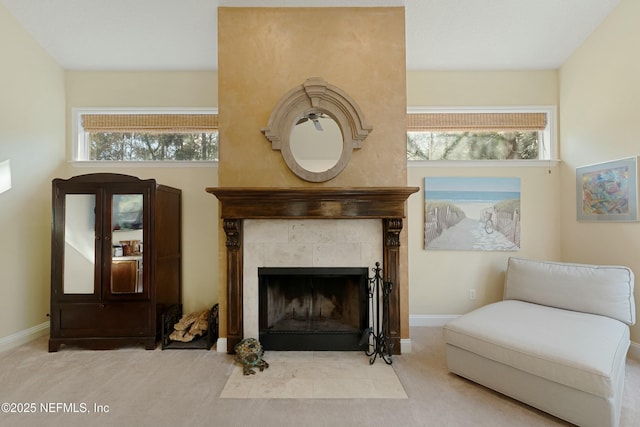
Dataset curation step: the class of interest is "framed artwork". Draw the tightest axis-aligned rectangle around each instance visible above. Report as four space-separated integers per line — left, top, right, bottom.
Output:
424 177 521 251
576 157 639 222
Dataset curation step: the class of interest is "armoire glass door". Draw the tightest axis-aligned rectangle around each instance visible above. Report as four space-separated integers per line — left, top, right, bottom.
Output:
108 193 145 295
63 194 97 294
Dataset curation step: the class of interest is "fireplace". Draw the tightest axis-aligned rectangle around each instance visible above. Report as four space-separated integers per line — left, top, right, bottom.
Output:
259 267 368 351
206 187 419 354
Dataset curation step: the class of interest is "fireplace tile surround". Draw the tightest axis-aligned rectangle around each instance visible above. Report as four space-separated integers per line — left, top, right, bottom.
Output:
206 187 420 354
244 219 382 343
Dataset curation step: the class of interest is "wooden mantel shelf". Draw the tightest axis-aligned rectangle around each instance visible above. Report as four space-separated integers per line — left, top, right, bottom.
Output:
205 187 420 219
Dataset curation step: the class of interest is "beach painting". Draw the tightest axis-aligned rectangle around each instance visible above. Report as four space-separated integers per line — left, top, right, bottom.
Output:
424 177 521 251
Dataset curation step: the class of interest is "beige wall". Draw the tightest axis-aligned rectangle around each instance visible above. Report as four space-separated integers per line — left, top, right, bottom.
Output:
0 6 66 344
63 71 220 315
559 0 640 342
217 7 409 341
407 71 562 317
407 71 559 107
2 2 638 348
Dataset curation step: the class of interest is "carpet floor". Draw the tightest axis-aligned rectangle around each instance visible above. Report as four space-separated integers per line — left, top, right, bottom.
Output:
0 327 638 427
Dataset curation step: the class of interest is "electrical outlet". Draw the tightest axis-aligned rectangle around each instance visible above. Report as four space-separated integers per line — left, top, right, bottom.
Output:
469 289 477 300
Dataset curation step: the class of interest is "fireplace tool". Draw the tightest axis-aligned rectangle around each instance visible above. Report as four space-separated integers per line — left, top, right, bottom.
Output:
361 262 393 365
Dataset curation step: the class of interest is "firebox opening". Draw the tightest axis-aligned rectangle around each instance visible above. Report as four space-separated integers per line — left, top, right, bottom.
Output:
258 267 368 351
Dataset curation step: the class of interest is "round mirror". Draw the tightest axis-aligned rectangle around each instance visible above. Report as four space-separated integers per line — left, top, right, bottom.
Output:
262 77 372 182
290 112 343 173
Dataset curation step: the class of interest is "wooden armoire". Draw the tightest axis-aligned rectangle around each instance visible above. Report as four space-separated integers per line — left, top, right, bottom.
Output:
49 173 181 351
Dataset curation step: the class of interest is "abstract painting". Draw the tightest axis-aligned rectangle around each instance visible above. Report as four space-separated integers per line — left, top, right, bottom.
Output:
576 157 639 222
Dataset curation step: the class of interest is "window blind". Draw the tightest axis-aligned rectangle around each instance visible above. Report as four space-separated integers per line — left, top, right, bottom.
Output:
81 114 219 134
407 112 547 132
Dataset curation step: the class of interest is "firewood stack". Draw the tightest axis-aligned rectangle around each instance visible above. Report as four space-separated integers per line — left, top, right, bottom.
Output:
169 309 209 342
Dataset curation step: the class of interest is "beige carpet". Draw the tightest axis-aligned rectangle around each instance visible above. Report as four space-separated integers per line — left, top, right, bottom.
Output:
221 351 407 399
0 327 638 427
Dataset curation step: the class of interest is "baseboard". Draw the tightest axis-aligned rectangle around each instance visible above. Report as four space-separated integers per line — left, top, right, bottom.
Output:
409 314 459 327
629 341 640 361
0 321 49 353
402 315 461 353
216 337 228 353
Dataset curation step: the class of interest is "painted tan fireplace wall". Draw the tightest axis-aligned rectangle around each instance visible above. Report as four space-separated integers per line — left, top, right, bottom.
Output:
217 7 409 343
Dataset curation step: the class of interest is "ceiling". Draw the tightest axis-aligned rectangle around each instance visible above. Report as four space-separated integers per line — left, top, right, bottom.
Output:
0 0 620 71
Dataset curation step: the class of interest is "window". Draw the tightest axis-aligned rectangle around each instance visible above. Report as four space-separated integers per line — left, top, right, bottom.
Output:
407 108 555 161
73 109 218 162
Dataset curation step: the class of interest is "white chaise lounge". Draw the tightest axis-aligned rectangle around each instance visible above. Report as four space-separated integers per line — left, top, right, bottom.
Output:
443 257 636 427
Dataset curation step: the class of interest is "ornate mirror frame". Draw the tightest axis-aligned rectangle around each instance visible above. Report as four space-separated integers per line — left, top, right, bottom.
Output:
261 77 373 182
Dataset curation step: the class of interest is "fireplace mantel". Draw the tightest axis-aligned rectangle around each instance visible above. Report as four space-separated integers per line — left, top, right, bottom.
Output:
206 187 419 219
206 186 419 353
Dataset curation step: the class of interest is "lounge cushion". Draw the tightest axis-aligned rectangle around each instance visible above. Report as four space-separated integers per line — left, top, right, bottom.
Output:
443 300 630 398
504 257 635 325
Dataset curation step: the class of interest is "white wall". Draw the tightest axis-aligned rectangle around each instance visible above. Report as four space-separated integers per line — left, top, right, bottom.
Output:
559 0 640 342
0 6 66 344
406 71 562 318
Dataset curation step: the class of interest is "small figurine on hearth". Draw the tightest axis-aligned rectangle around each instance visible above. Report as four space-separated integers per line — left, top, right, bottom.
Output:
234 338 269 375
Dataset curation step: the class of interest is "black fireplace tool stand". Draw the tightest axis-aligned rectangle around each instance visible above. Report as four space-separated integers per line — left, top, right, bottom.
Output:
361 262 393 365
